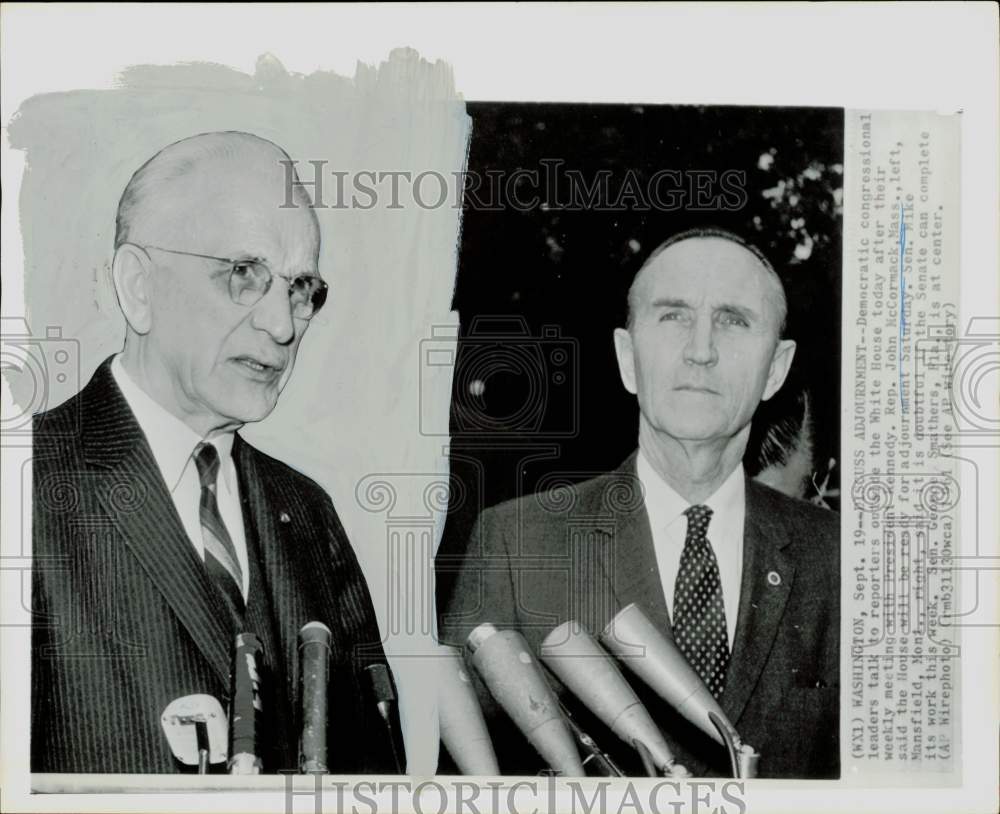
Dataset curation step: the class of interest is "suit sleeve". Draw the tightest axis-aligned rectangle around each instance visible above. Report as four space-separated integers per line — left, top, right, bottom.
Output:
436 506 556 775
438 506 520 649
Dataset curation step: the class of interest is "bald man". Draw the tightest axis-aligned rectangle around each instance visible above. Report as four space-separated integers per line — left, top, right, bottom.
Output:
439 229 839 778
32 132 396 774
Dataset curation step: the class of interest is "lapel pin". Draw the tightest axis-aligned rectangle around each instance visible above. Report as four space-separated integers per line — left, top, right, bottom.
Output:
767 571 782 586
279 511 291 525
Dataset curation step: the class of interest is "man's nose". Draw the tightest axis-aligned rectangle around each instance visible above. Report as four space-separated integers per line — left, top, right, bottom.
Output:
682 315 718 366
249 282 296 344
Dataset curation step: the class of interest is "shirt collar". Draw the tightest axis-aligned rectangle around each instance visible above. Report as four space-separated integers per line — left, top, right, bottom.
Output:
704 460 745 518
637 446 745 525
111 354 237 493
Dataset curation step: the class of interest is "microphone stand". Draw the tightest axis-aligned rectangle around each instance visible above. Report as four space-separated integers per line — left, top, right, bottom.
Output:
195 720 210 774
161 695 227 773
171 712 213 773
707 711 759 779
558 701 624 777
365 663 405 774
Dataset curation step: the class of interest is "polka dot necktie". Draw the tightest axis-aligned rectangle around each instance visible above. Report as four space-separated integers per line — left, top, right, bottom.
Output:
193 442 245 622
673 505 729 698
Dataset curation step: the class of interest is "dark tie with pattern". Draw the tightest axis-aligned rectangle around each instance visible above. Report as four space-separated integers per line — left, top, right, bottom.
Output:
193 441 245 621
673 504 729 698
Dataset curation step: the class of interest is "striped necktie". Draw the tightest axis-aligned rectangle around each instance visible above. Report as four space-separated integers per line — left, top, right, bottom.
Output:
673 504 729 698
193 441 245 620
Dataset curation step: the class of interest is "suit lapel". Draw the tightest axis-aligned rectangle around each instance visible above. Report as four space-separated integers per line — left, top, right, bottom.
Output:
722 480 795 725
593 453 797 729
231 439 305 765
81 359 233 686
592 453 673 636
233 438 332 670
585 455 796 770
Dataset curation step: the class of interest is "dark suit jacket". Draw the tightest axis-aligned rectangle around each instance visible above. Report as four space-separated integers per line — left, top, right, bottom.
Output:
31 358 394 773
438 452 840 779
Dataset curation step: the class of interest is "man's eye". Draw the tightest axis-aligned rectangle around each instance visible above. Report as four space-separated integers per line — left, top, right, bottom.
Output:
659 311 683 322
231 262 270 289
719 313 749 327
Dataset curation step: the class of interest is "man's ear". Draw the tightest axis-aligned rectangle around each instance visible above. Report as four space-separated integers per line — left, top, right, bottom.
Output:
762 338 796 402
111 244 154 335
613 327 638 395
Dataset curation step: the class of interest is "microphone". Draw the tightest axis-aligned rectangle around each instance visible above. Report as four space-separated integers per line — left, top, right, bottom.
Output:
465 623 584 777
365 662 405 773
228 632 264 775
436 645 500 775
160 694 228 773
599 603 759 778
541 620 688 777
298 621 332 774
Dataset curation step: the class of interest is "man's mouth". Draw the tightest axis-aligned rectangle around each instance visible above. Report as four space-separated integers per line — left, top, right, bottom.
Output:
675 385 720 395
232 356 285 376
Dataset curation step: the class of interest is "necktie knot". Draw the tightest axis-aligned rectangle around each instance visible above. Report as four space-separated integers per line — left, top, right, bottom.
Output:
193 442 220 491
684 504 713 541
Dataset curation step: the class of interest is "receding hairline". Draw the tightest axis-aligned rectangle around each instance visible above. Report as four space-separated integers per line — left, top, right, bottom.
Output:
114 130 317 250
626 228 788 336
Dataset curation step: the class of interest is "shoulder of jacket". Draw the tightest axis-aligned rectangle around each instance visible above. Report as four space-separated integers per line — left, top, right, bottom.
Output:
239 442 331 504
752 479 838 527
480 468 630 524
750 480 840 573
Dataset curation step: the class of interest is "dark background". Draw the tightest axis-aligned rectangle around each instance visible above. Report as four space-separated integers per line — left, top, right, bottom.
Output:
437 103 843 608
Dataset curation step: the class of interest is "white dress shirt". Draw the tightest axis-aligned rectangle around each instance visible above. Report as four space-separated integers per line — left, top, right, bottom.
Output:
637 448 745 647
111 355 250 599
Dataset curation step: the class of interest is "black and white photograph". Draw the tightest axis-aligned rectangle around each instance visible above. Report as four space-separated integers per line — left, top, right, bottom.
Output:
435 102 843 780
1 4 996 814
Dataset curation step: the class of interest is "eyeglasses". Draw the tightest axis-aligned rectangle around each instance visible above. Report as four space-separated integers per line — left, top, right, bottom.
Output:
140 245 328 320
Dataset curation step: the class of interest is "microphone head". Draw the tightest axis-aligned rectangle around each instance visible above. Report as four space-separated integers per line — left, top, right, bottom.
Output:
437 645 500 776
161 694 228 766
465 623 584 777
298 620 333 648
599 603 738 746
541 620 679 773
236 631 263 653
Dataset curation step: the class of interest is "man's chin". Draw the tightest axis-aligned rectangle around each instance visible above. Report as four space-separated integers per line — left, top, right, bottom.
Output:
657 414 730 443
213 386 280 427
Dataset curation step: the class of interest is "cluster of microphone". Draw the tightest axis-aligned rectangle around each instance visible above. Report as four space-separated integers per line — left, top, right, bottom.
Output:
438 603 760 779
157 604 760 777
159 621 406 774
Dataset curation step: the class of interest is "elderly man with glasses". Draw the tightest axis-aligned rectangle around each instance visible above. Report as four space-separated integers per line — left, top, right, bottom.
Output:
31 131 395 774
